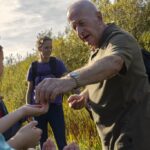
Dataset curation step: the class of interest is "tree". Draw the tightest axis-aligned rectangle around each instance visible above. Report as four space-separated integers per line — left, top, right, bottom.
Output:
93 0 150 50
53 30 89 71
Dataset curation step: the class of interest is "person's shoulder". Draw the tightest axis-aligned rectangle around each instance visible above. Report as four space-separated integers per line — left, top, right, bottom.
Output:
30 60 38 67
107 24 135 41
51 57 64 64
31 60 38 63
110 30 138 46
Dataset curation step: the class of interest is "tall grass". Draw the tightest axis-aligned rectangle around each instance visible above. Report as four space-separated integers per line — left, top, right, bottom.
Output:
0 55 101 150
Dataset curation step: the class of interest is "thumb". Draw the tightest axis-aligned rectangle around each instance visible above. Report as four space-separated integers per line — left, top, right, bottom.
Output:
67 95 80 102
27 121 38 128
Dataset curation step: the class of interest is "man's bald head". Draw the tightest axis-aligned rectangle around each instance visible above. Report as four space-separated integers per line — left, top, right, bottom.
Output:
67 0 106 48
67 0 99 20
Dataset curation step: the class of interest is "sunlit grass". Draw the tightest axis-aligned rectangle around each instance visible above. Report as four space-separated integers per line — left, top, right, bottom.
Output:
0 55 101 149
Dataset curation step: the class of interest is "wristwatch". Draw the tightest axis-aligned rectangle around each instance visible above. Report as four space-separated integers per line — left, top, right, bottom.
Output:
68 71 80 88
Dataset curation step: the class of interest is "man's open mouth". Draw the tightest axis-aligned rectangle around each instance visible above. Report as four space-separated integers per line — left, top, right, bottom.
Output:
83 34 90 42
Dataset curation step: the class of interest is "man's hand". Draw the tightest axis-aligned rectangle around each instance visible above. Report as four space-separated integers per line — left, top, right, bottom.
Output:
35 77 76 103
8 121 42 149
68 94 87 110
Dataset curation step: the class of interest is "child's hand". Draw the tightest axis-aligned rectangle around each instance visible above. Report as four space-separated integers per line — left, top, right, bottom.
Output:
42 138 56 150
19 103 49 117
63 142 80 150
8 121 42 149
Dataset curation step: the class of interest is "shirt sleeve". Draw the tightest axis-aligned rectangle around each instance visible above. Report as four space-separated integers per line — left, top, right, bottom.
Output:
106 33 138 74
56 59 68 77
0 134 15 150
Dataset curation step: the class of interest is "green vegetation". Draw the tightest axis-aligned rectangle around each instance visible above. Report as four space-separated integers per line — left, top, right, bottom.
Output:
0 55 101 149
93 0 150 50
0 0 149 149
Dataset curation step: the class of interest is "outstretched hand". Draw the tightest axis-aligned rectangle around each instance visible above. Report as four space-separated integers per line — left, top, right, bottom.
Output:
68 94 86 110
20 103 49 117
8 121 42 149
35 77 76 103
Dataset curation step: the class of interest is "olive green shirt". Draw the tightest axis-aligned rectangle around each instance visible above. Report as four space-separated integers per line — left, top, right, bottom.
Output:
86 24 150 150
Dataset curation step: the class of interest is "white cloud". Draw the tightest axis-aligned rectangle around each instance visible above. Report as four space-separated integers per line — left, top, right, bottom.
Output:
0 0 77 59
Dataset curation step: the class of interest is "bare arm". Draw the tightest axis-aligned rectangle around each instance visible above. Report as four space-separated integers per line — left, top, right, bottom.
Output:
35 54 124 102
67 54 124 87
26 81 34 104
0 107 25 133
0 104 49 133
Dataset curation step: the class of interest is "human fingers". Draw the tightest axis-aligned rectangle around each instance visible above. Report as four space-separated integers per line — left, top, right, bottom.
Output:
33 127 42 139
69 96 85 109
35 79 47 103
38 103 49 114
68 94 81 103
63 142 79 150
45 87 51 102
27 121 38 128
46 78 62 101
40 79 52 102
42 138 56 150
38 78 55 103
49 78 69 100
25 102 49 116
68 95 80 108
50 87 60 101
28 127 42 145
23 104 45 116
69 100 80 109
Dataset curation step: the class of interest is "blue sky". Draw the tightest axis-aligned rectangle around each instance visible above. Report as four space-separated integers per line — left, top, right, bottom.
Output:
0 0 114 59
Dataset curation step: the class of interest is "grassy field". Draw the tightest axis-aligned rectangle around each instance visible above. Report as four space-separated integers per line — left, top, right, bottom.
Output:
0 55 101 150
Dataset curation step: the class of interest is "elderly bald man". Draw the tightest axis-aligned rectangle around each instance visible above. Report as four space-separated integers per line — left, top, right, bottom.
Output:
36 0 150 149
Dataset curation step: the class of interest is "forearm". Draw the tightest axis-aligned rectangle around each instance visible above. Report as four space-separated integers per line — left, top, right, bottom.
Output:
70 55 123 87
0 108 24 133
